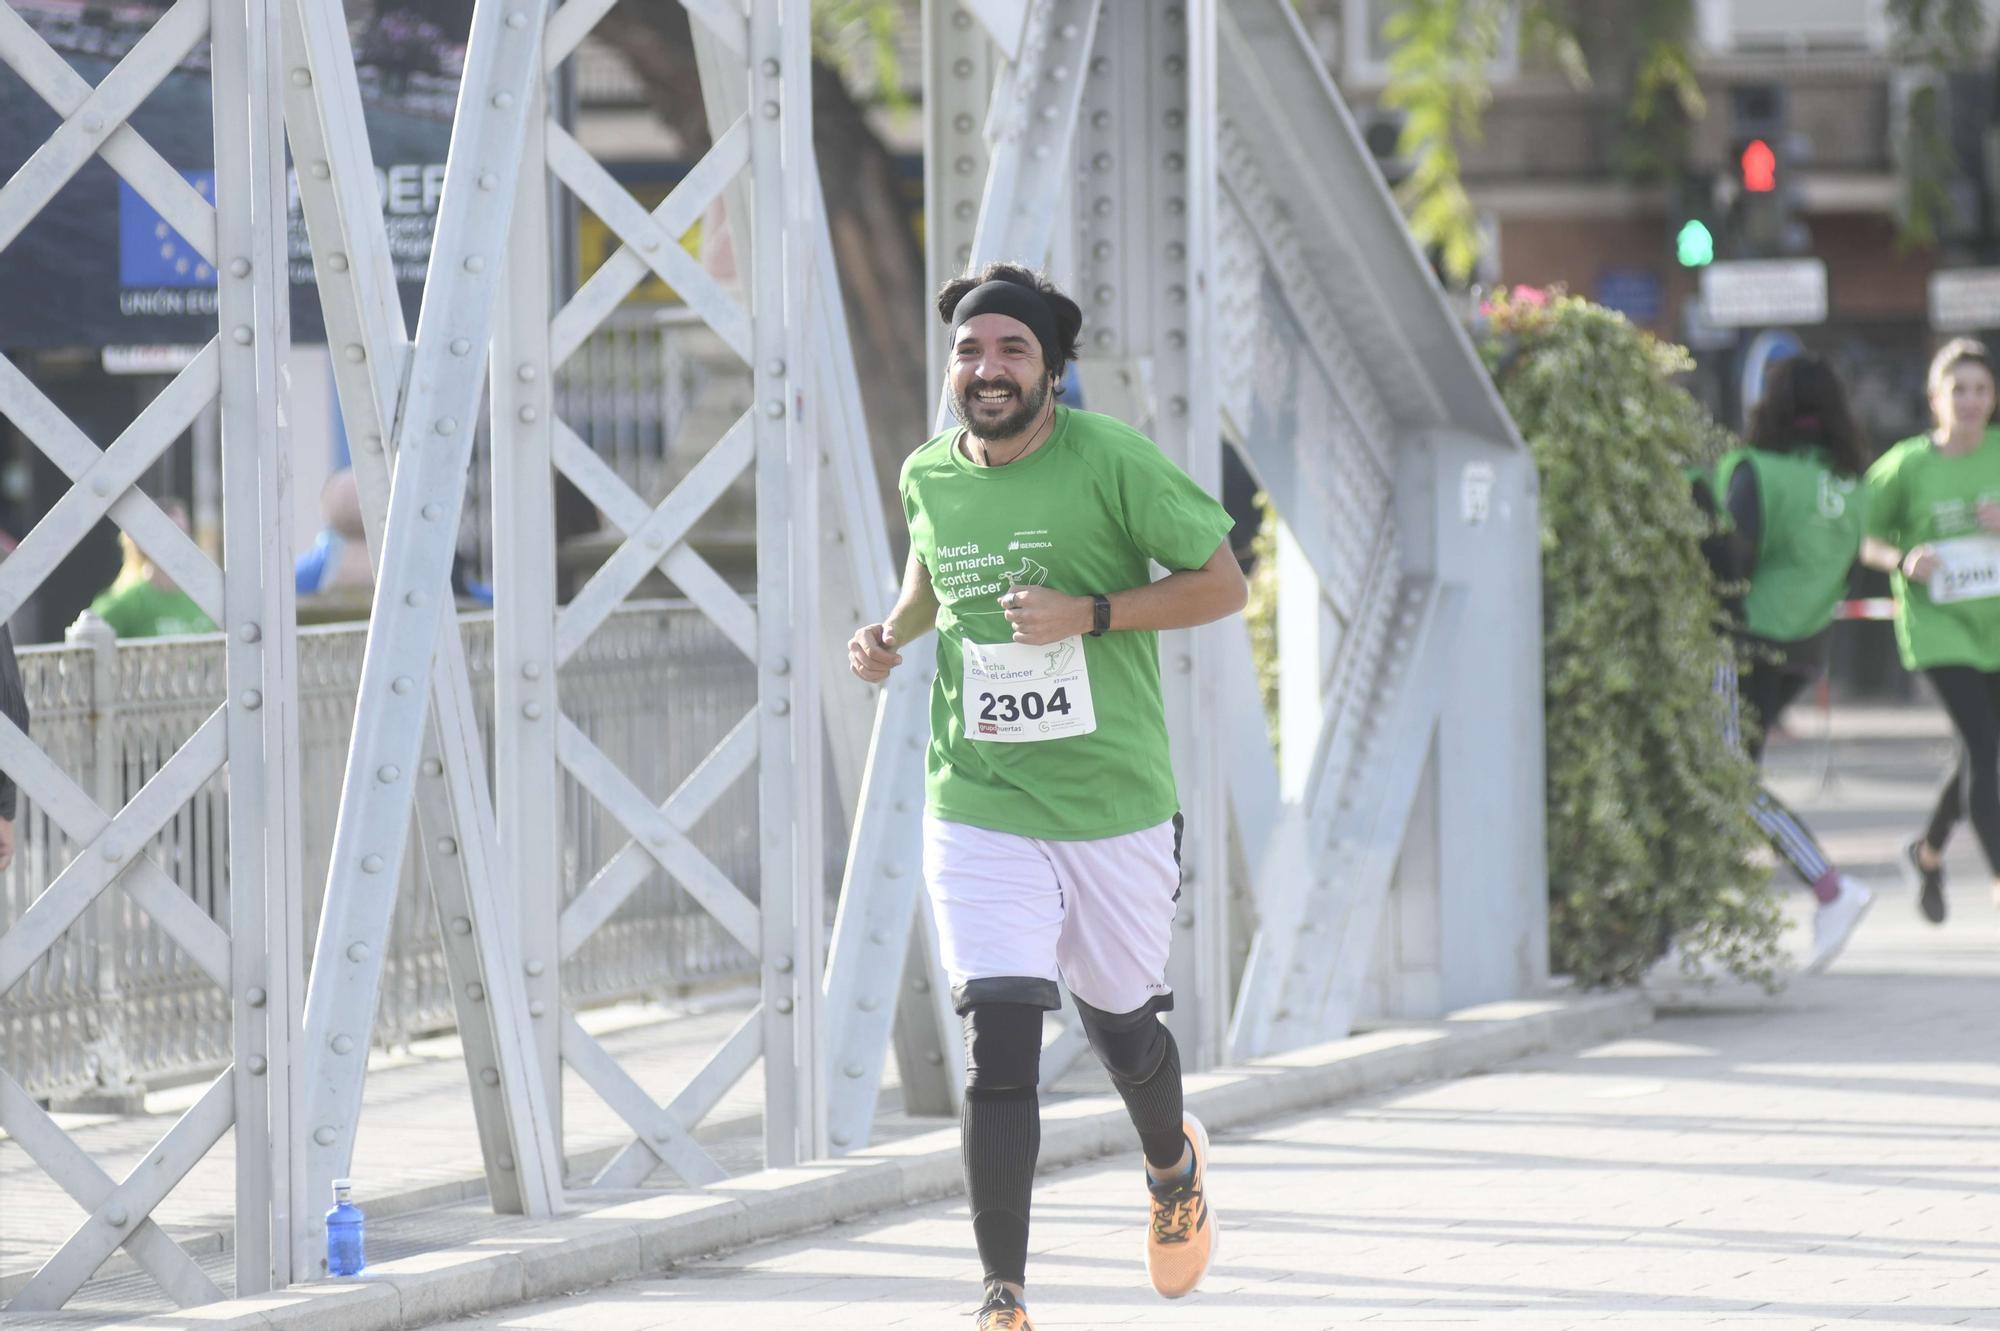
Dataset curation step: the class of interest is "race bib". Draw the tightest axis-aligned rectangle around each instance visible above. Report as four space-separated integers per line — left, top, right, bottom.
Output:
1930 536 2000 604
961 635 1096 743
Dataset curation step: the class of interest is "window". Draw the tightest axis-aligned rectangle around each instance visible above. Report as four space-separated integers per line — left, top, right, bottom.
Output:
1341 0 1521 88
1697 0 1889 52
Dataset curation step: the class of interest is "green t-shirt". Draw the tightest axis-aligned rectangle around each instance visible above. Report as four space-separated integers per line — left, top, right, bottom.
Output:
1863 427 2000 671
899 406 1235 840
1716 447 1865 644
91 577 216 638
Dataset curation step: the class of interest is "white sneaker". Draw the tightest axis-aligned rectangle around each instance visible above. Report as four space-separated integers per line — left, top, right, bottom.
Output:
1806 876 1873 975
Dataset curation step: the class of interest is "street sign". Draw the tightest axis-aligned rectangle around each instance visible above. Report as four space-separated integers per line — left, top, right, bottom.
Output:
1700 258 1828 328
1929 268 2000 333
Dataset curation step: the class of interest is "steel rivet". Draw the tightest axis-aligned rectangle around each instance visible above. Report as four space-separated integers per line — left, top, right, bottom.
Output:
90 474 111 497
246 987 267 1008
438 837 457 856
858 996 879 1012
421 502 441 521
843 1064 863 1078
435 417 457 435
763 399 784 418
505 9 527 28
422 758 442 776
770 698 790 716
492 92 514 109
1093 152 1112 173
405 591 424 607
953 58 974 77
1090 56 1109 75
347 941 371 963
248 1056 267 1076
954 113 975 132
450 338 471 355
528 1000 546 1017
650 829 669 848
761 101 779 119
1061 22 1079 38
1031 144 1050 160
290 68 311 86
522 661 543 680
1092 110 1112 130
775 998 794 1014
518 405 538 423
766 359 786 377
1041 106 1058 121
478 173 499 191
331 1034 354 1054
232 325 253 345
770 657 790 676
925 1051 944 1065
392 675 414 695
363 434 382 452
466 982 484 1001
1049 65 1069 82
377 764 400 783
497 1154 515 1171
343 344 364 363
1095 286 1114 305
763 58 781 76
314 1127 337 1146
230 258 251 278
451 916 470 935
104 1205 127 1226
310 161 329 180
774 955 794 974
239 622 262 644
360 856 383 875
882 863 901 879
328 252 349 272
912 977 930 994
241 689 262 710
102 842 122 863
481 1067 500 1085
653 1124 674 1142
464 255 485 273
645 530 665 549
522 701 543 720
525 959 545 977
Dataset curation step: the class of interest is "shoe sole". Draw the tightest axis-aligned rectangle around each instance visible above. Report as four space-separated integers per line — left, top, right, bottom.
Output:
1149 1113 1217 1299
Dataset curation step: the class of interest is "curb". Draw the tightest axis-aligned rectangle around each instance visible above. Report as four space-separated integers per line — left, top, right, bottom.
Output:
85 990 1651 1330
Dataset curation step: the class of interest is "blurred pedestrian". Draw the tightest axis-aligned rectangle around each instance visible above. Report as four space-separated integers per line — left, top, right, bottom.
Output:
1860 338 2000 924
1708 354 1875 970
0 622 26 872
294 469 374 596
90 498 215 637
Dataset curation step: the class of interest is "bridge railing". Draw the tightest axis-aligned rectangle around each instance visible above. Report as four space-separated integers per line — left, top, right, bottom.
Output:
0 602 759 1105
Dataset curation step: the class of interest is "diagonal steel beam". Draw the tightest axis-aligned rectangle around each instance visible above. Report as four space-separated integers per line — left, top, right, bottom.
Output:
296 0 562 1246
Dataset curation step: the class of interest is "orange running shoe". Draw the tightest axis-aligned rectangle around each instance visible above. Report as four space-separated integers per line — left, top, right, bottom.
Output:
974 1284 1035 1329
1144 1113 1216 1298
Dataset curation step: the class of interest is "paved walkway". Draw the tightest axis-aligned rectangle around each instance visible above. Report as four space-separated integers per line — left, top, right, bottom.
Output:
420 710 2000 1329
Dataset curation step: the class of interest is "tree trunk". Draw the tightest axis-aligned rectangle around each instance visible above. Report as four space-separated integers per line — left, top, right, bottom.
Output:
592 5 926 522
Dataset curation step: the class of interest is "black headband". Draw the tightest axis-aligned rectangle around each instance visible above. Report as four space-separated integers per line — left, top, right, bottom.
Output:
949 280 1061 372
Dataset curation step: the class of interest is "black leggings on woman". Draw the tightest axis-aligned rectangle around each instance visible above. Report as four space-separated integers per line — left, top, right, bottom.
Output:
1922 665 2000 875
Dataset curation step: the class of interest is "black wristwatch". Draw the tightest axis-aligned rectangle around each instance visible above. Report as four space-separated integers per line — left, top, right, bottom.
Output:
1089 593 1111 637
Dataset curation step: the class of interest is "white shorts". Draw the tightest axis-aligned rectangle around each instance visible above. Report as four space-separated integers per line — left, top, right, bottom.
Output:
920 813 1183 1017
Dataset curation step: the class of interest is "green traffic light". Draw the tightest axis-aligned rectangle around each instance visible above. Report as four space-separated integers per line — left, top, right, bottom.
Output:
1676 219 1715 268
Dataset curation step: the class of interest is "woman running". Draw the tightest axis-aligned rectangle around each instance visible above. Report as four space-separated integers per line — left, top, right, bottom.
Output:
1860 338 2000 924
1710 353 1874 971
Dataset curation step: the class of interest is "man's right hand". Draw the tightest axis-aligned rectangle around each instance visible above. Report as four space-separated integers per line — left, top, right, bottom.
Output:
848 624 903 683
1903 545 1940 585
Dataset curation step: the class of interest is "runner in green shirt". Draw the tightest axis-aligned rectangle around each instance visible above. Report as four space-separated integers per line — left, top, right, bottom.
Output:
1706 354 1873 970
1860 338 2000 923
847 263 1244 1331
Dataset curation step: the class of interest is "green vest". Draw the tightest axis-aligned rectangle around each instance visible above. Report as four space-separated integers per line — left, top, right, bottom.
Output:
1716 447 1865 644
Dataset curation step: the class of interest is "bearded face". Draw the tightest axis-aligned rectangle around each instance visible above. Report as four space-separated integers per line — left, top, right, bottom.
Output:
949 313 1053 441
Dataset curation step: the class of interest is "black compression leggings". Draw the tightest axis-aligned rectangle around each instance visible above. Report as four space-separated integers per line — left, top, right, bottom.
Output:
1922 665 2000 875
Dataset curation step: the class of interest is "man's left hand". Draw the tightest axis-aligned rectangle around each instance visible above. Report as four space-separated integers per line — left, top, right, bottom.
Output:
999 585 1089 645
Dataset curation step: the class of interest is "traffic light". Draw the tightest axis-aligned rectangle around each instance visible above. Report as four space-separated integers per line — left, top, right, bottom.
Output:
1669 172 1720 269
1726 85 1809 257
1677 219 1716 267
1738 138 1777 193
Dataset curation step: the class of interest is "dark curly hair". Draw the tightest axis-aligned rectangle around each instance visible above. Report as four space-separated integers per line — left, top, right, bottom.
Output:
935 262 1084 388
1745 353 1869 478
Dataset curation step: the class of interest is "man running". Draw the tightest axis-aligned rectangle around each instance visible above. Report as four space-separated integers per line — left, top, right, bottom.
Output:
847 262 1246 1330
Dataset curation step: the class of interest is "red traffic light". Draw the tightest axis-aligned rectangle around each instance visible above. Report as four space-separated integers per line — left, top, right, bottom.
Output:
1740 138 1777 193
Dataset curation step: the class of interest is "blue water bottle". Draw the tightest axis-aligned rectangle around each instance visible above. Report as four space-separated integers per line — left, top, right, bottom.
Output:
326 1178 365 1276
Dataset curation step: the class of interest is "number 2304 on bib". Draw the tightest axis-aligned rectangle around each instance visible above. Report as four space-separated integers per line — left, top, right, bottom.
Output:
961 635 1097 743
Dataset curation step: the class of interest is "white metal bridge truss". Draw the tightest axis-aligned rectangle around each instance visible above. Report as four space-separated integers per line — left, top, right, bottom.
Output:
0 0 1545 1310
